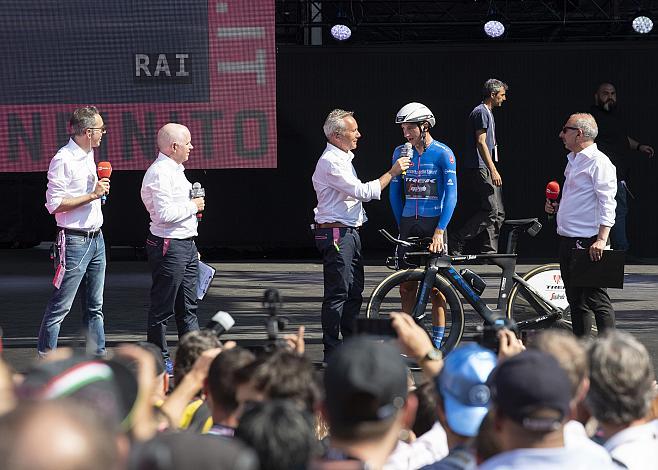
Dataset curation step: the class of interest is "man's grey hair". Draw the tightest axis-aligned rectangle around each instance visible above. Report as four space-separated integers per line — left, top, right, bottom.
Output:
533 330 588 398
571 113 598 140
69 106 100 135
323 109 354 139
585 330 656 425
482 79 508 99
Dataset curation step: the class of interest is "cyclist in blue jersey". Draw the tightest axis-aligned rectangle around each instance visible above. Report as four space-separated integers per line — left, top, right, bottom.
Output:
390 102 458 348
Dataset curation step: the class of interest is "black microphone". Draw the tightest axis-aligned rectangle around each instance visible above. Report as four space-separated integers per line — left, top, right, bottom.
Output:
190 182 205 222
205 311 235 337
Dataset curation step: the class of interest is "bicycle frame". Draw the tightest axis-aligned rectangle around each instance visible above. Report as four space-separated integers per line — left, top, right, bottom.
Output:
406 250 563 329
407 251 506 326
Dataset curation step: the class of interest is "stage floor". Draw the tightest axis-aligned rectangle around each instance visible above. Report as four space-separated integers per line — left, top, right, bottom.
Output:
2 246 658 375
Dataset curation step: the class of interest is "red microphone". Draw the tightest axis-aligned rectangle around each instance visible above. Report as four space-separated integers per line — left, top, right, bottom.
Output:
97 161 112 205
546 180 560 220
546 181 560 200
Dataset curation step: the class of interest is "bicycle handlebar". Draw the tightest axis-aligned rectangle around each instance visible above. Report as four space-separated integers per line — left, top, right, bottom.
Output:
378 229 413 247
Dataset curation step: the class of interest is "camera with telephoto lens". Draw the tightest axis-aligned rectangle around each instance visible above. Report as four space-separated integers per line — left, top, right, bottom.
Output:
263 288 289 351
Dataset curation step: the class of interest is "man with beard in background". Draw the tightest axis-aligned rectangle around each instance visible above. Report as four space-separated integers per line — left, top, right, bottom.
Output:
589 82 653 253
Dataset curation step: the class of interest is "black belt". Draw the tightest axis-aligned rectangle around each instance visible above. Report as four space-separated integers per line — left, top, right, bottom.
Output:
559 235 597 240
313 222 359 230
149 234 195 241
60 227 101 238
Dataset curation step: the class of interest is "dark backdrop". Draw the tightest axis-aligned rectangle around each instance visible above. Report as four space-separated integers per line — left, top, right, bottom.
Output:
2 41 657 259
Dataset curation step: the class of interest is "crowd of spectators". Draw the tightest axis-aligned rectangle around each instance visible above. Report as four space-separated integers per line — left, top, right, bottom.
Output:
0 314 657 470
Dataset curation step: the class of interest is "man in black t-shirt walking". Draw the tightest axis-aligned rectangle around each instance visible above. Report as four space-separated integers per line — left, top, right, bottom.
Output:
450 78 508 255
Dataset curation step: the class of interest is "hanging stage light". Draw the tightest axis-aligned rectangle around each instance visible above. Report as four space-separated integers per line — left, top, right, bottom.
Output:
330 6 353 42
632 13 654 34
330 23 352 41
484 18 505 38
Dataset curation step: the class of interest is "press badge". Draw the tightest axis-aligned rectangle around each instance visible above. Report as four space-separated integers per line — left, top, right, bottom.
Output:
53 264 64 289
52 229 66 289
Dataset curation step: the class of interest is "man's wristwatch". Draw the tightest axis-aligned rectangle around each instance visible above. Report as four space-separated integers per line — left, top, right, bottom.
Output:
419 348 443 363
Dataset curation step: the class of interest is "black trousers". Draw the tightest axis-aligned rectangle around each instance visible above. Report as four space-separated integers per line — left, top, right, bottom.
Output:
558 236 615 336
314 227 363 359
146 234 200 359
453 167 505 253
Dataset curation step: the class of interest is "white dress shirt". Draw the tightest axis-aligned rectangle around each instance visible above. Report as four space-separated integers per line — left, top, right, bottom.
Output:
45 138 103 230
384 421 449 470
312 142 382 227
603 421 658 470
141 152 198 239
563 420 614 463
557 143 617 238
478 445 617 469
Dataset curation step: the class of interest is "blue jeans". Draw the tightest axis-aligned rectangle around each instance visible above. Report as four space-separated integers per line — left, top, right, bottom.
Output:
610 181 629 251
38 231 106 356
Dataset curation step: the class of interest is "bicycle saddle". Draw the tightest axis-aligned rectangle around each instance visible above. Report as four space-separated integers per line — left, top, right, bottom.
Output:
503 218 538 227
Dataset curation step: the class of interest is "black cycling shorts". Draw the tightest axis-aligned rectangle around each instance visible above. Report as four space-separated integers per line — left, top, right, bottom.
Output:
397 216 445 269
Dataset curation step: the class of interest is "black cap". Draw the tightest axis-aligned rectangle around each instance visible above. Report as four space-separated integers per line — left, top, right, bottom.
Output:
487 349 571 432
324 337 407 425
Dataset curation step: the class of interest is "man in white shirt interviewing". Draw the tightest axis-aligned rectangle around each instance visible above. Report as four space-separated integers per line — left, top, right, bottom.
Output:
39 106 110 357
312 109 410 361
545 112 617 337
141 123 204 374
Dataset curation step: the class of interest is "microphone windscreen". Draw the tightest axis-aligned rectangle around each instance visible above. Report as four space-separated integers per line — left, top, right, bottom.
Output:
404 142 412 156
97 161 112 178
546 181 560 200
206 311 235 335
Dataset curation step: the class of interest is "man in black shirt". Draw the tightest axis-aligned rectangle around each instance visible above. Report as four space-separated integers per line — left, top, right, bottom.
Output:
589 82 654 252
450 79 507 255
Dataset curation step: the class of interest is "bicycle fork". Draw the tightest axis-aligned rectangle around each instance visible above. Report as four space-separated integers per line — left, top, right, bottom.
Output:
412 260 439 322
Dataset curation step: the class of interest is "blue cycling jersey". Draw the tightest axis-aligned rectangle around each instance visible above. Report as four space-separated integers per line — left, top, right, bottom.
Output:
389 140 457 231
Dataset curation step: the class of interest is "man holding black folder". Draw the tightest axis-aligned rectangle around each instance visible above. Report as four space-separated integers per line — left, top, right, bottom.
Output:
545 113 617 336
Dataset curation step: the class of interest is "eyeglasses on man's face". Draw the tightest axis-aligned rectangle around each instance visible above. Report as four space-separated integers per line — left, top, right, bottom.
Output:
88 126 107 134
561 126 579 134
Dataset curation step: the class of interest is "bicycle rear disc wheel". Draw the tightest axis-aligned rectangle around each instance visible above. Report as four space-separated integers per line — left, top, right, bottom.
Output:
507 263 597 336
366 269 465 354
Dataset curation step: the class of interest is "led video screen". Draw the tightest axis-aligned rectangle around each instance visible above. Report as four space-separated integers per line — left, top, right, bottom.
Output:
0 0 276 171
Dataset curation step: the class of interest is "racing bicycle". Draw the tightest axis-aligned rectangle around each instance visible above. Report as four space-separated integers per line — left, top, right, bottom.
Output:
365 218 582 354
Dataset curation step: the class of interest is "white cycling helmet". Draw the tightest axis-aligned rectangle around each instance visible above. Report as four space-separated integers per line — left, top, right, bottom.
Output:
395 102 435 127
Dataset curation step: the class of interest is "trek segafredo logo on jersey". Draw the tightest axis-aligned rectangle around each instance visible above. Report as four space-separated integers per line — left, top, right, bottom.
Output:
447 178 455 186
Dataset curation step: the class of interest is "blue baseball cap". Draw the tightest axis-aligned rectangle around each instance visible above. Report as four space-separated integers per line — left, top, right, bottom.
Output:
437 344 497 437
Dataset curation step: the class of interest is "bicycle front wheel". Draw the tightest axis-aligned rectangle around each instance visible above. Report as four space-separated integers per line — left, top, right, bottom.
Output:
366 269 465 354
507 263 597 335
